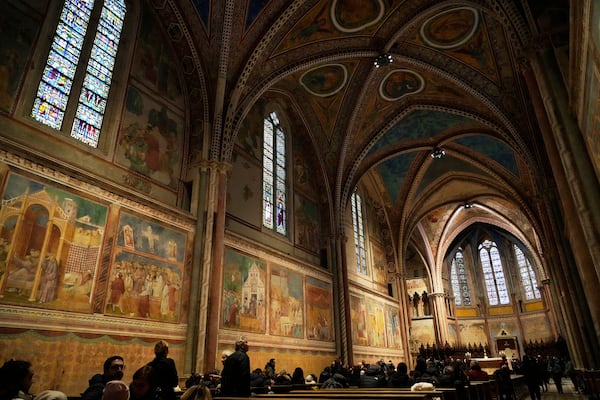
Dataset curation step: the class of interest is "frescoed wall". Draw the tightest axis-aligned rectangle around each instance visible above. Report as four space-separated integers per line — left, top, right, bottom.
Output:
270 265 304 337
350 294 369 346
131 6 184 106
0 159 193 397
221 248 267 333
0 172 108 312
227 150 262 227
306 277 333 341
294 194 320 254
458 320 489 346
370 242 388 286
385 305 402 348
0 164 194 319
221 246 338 341
410 318 436 347
105 212 186 322
367 299 385 347
447 323 458 346
349 295 404 351
520 314 553 343
116 86 184 189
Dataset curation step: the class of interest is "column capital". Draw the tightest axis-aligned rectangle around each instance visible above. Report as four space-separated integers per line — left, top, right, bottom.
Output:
189 159 232 174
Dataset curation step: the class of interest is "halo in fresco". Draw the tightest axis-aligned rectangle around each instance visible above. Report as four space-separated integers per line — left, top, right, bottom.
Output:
330 0 385 33
300 64 348 97
420 7 479 50
379 69 425 101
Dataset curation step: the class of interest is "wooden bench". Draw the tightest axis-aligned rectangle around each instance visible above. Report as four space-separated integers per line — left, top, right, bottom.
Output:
250 388 446 400
283 387 453 400
282 382 487 400
219 395 439 400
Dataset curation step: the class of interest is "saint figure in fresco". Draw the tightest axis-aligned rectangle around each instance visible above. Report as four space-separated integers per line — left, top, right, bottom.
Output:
38 254 59 303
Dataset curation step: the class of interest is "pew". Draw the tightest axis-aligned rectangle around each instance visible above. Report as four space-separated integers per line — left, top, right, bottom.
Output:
280 386 459 399
219 394 440 400
223 375 519 400
262 380 493 400
251 388 446 400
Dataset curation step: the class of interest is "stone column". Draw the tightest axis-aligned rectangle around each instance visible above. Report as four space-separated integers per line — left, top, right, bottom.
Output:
183 160 210 375
429 292 446 345
200 161 231 373
334 232 353 366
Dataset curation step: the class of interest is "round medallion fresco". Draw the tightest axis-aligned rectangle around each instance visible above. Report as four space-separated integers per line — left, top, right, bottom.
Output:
379 69 425 101
300 64 348 97
330 0 385 33
420 7 479 49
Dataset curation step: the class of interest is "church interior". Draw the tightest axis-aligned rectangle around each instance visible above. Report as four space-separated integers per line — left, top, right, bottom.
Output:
0 0 599 395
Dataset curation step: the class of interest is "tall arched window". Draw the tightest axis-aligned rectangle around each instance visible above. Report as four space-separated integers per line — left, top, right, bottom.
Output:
479 239 509 305
451 248 471 306
351 192 367 275
514 244 541 300
262 111 287 235
31 0 127 148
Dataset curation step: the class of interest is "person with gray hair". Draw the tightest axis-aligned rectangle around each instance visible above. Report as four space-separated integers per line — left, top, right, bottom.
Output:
219 338 250 397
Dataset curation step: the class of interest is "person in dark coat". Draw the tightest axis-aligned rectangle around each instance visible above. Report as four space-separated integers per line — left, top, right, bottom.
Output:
264 358 276 380
81 356 126 400
147 341 178 400
388 362 414 388
290 367 305 385
521 355 542 400
220 338 251 397
318 366 332 384
359 365 386 388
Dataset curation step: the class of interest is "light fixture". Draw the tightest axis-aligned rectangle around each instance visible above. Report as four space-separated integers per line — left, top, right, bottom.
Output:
374 53 393 68
463 202 473 209
430 147 446 159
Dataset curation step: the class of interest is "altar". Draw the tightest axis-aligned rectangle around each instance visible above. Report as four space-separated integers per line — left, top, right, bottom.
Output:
472 357 512 375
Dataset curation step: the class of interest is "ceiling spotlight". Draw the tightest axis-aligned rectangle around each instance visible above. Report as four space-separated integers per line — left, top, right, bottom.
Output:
374 53 393 68
430 147 446 159
463 202 473 209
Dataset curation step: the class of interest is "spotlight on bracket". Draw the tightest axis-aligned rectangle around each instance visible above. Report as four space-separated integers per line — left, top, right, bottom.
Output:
430 147 446 159
374 53 393 68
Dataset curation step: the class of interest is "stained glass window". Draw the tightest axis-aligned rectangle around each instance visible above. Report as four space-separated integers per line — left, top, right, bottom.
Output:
514 244 541 300
479 240 509 305
31 0 127 148
262 111 287 234
451 248 471 306
351 192 367 275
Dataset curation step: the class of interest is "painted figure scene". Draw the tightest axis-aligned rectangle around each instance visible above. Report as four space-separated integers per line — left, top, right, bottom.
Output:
105 251 182 321
0 173 107 312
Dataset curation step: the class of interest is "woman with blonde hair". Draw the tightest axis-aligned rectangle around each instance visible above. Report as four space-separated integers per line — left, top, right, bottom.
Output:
180 384 211 400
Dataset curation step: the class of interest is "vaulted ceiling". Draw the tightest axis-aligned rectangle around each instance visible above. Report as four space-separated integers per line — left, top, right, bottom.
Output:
153 0 569 263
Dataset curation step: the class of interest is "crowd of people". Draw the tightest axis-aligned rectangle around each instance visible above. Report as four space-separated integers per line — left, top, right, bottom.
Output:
199 341 579 398
0 340 213 400
1 335 579 400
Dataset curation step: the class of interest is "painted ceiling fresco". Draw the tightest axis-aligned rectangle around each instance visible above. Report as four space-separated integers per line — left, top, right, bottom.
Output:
163 0 561 231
